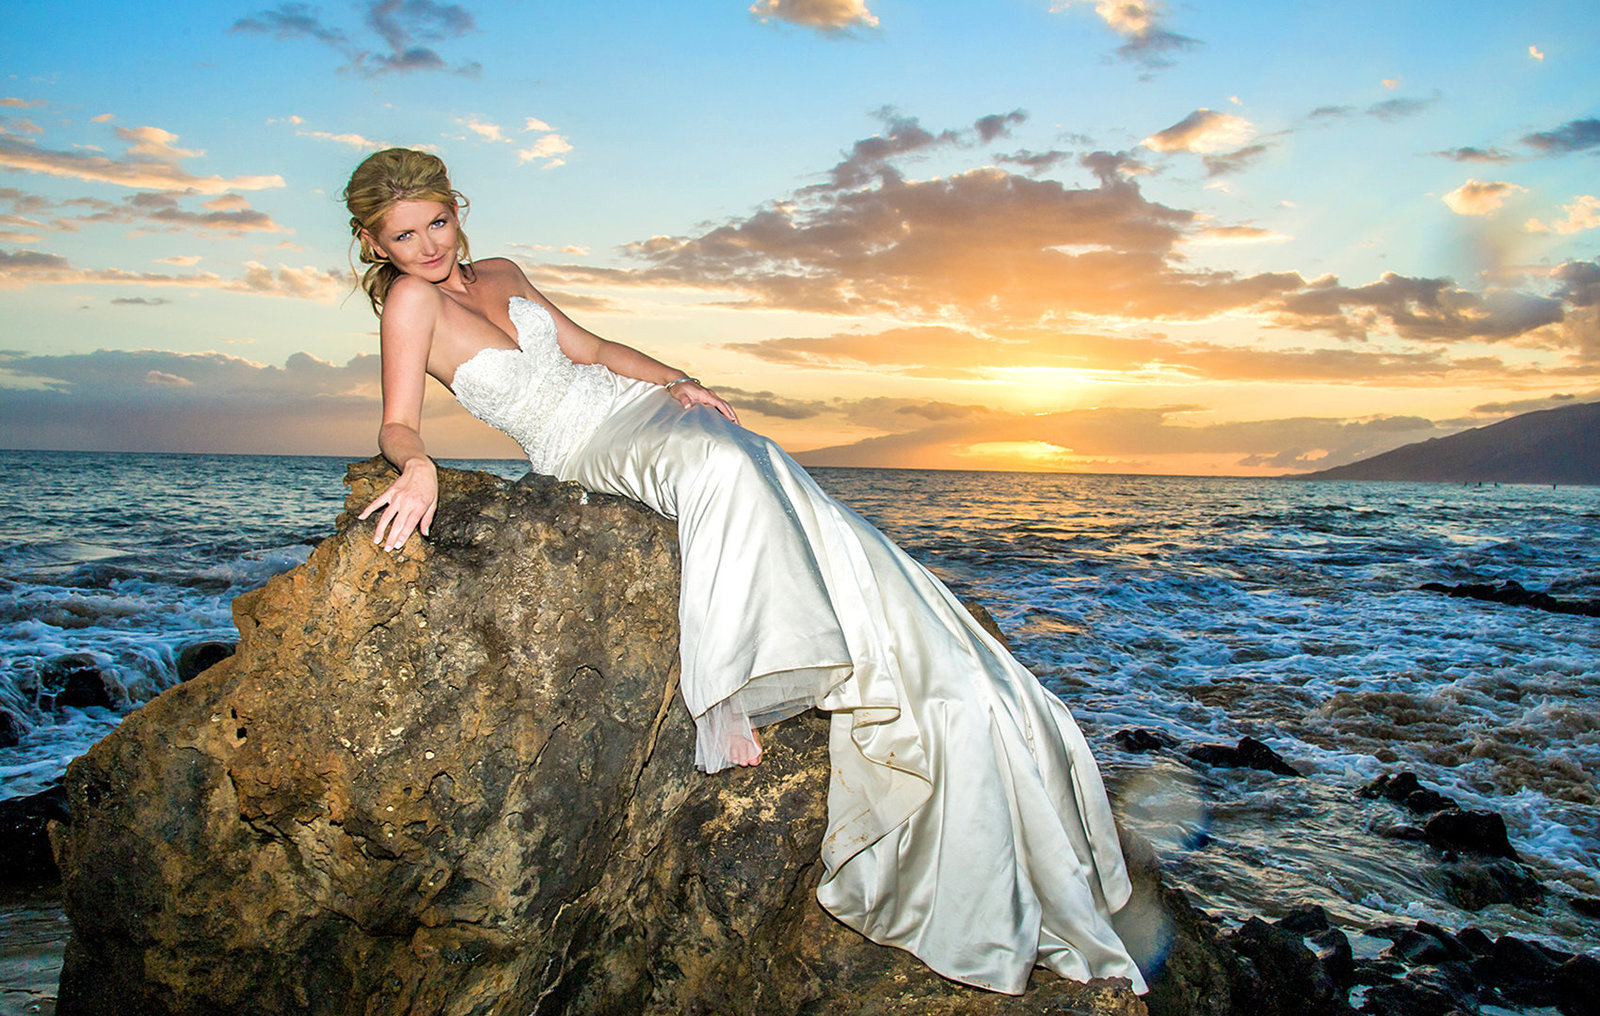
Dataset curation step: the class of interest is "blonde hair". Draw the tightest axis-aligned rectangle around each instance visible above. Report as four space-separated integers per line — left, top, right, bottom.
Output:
343 147 475 315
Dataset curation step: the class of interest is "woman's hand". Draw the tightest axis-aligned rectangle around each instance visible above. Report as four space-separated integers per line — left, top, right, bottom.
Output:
359 458 438 551
670 380 739 425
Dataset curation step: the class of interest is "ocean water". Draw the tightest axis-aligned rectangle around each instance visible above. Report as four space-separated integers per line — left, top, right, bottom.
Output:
2 449 1596 957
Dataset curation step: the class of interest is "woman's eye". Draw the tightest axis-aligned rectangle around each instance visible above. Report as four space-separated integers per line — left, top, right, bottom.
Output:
431 218 447 228
395 231 411 241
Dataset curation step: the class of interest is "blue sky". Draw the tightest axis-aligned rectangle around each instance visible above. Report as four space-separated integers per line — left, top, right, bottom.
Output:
2 0 1597 472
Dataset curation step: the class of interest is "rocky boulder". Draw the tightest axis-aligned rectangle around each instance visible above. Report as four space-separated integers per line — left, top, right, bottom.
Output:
50 459 1150 1016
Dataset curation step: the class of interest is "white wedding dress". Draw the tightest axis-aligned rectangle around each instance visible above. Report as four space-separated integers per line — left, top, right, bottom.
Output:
451 296 1146 995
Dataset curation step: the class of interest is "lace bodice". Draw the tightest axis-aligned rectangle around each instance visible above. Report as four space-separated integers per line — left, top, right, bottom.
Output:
451 297 617 474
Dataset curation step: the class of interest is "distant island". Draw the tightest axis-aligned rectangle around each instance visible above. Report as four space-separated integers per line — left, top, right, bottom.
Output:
1296 401 1600 485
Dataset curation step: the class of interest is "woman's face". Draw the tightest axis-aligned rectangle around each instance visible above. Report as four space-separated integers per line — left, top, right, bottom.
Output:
366 199 461 282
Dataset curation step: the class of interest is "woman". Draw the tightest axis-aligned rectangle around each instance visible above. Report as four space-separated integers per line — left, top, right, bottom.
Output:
345 147 1147 995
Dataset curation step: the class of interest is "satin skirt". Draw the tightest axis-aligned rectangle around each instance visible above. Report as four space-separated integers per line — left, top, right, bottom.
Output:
558 379 1146 995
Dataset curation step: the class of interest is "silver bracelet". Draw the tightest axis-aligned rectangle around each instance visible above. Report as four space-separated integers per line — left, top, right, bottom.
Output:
663 376 700 391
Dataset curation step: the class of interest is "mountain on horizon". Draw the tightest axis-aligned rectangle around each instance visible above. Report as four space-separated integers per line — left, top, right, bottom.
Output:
1296 401 1600 485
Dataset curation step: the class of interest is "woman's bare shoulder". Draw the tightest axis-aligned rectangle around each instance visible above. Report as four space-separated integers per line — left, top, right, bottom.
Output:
387 273 446 308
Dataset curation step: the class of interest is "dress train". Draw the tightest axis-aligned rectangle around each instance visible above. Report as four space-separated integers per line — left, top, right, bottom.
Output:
558 378 1146 995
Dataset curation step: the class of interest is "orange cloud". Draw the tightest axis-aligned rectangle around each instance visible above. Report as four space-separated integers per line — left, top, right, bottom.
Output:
727 324 1542 384
0 249 345 300
749 0 878 33
1142 109 1254 153
1526 194 1600 234
1442 179 1526 215
0 133 283 194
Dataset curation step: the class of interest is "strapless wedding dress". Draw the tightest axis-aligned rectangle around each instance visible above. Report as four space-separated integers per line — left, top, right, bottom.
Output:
451 296 1146 995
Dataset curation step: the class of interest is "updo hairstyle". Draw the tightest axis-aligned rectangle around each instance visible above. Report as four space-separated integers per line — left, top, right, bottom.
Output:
343 147 475 314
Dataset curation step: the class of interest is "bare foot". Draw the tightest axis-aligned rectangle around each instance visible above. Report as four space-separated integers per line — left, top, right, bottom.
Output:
729 729 763 767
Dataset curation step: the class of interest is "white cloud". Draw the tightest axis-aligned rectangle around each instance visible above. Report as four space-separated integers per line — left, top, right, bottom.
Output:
297 128 382 149
517 133 573 168
1442 179 1527 216
1141 109 1254 153
1527 195 1600 234
460 116 508 143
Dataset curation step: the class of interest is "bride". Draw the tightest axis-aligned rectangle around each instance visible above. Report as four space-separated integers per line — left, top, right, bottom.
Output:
344 147 1147 996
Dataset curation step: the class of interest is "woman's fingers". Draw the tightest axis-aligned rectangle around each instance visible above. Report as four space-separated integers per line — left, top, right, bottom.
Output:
358 487 393 520
359 477 438 550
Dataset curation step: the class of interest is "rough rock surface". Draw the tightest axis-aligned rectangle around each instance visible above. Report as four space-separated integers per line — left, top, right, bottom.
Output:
50 459 1150 1016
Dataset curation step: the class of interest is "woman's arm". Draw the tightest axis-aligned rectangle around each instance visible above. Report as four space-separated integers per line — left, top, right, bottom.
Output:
359 279 441 550
509 271 739 424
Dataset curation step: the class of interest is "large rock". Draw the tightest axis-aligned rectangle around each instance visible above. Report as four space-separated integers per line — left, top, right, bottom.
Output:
50 459 1147 1016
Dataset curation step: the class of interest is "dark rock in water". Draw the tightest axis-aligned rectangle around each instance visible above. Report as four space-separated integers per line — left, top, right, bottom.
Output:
174 641 235 682
1383 922 1471 966
1571 895 1600 919
1186 736 1303 777
1555 954 1600 1016
1306 928 1354 994
1275 905 1331 934
1478 934 1562 1007
1417 579 1600 618
1224 917 1348 1016
1423 809 1518 859
1454 927 1494 956
1114 728 1179 753
39 653 116 711
0 708 24 748
0 783 70 883
1373 818 1427 842
1358 962 1479 1016
49 460 1148 1016
1357 771 1457 814
1437 856 1544 910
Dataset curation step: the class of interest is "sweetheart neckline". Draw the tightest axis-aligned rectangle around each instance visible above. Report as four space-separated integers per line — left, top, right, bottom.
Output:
448 296 546 391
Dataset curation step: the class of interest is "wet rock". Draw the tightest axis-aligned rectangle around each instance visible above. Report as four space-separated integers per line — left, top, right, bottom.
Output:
1571 895 1600 919
174 641 235 683
0 783 70 884
0 708 24 748
1225 917 1349 1016
1276 905 1331 934
1423 809 1518 859
1383 922 1471 966
1418 579 1600 617
1358 959 1480 1016
1186 736 1303 777
1114 728 1178 753
50 459 1147 1016
1454 927 1493 956
1555 954 1600 1016
1306 928 1354 993
1357 771 1457 814
1437 856 1544 910
1477 934 1562 1007
38 653 116 711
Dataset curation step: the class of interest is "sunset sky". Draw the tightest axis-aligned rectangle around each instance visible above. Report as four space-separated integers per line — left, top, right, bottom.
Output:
2 0 1597 474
